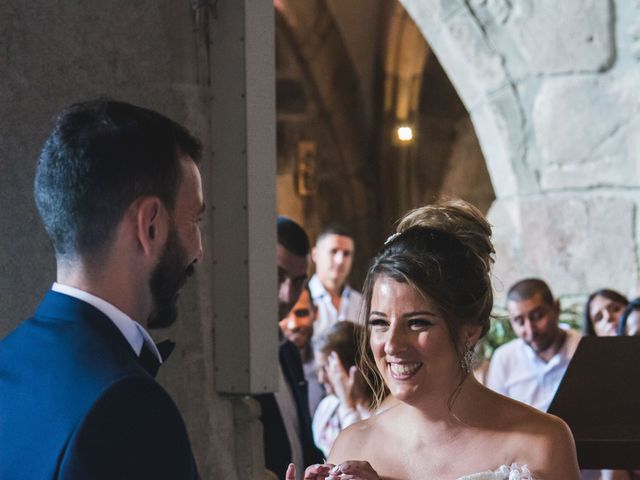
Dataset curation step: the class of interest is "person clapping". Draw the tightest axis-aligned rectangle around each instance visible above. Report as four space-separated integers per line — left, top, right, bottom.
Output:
311 321 374 457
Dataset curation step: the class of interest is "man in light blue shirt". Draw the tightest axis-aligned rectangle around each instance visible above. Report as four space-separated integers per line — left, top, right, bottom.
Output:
309 225 363 337
487 278 580 412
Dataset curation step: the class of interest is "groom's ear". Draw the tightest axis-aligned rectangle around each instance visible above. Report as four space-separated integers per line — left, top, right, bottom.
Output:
130 196 169 258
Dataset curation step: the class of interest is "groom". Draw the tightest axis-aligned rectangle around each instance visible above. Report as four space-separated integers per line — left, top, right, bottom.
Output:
0 99 204 479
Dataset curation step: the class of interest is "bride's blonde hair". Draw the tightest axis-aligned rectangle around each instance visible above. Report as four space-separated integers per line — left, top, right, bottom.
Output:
358 199 495 408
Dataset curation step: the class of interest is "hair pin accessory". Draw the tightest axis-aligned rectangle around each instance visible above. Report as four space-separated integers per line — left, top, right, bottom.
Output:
384 232 401 245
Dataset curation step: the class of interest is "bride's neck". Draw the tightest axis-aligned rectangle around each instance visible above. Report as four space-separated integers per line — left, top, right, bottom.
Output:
402 375 481 426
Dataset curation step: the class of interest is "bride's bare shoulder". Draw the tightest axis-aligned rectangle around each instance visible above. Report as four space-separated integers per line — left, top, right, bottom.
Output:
328 405 397 463
489 390 568 435
487 391 580 479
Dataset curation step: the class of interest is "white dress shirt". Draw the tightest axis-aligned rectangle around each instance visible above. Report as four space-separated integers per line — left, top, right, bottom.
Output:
486 328 581 411
312 394 370 458
308 274 363 337
52 282 162 363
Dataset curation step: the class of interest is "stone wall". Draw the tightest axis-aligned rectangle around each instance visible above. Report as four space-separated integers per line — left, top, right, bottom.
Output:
0 2 241 479
400 0 640 302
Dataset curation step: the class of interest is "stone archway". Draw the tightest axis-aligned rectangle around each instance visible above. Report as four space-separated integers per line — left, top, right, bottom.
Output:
399 0 640 301
274 0 499 286
377 2 495 232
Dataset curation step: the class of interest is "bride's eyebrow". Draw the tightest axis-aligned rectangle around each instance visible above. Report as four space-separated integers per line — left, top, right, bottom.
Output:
369 311 387 317
405 311 437 317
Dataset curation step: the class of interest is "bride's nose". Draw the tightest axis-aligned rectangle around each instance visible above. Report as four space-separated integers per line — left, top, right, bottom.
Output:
384 323 408 355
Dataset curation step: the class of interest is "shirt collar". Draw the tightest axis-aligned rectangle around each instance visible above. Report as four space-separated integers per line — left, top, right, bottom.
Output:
519 332 570 366
308 274 327 300
308 274 352 301
51 282 162 363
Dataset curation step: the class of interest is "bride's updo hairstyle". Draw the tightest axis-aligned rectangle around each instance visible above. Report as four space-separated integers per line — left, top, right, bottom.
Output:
359 199 495 406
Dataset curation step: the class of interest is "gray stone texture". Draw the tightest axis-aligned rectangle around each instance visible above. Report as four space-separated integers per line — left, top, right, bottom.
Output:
508 0 614 74
534 72 640 189
489 195 638 300
402 0 640 300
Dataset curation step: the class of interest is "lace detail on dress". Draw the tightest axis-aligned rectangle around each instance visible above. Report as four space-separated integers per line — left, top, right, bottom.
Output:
457 463 534 480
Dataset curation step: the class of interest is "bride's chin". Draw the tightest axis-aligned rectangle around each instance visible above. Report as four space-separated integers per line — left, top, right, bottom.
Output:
386 381 420 403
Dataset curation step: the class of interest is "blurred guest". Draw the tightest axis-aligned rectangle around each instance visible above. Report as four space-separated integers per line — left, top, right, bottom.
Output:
309 226 362 337
583 290 635 480
583 289 628 337
311 321 374 458
279 286 325 415
487 278 580 412
254 217 323 480
618 298 640 336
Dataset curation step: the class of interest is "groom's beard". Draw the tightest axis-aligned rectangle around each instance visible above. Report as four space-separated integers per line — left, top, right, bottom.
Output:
147 227 194 329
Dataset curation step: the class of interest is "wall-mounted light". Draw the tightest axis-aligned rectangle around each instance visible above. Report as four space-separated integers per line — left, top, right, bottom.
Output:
395 125 414 144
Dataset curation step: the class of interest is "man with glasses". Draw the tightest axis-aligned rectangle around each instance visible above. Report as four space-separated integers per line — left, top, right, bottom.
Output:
487 278 581 411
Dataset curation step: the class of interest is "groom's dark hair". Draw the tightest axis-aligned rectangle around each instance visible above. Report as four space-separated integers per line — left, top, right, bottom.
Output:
34 98 201 262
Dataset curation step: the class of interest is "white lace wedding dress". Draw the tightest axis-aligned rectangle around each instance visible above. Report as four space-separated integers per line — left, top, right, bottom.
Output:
457 463 534 480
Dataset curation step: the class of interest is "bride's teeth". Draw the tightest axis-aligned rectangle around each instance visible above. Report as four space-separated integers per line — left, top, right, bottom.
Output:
389 363 421 376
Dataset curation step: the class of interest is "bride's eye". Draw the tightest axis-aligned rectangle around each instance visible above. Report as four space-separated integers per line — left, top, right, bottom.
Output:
367 317 388 329
408 319 432 330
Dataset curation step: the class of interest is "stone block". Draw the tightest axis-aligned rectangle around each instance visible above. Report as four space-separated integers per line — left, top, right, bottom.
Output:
399 0 446 40
489 195 638 302
534 72 640 189
401 1 509 109
470 85 538 198
438 8 508 107
469 0 513 25
487 197 526 300
508 0 614 74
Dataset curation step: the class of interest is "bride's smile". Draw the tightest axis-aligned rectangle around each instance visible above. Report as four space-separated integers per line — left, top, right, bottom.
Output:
368 276 467 403
387 361 422 379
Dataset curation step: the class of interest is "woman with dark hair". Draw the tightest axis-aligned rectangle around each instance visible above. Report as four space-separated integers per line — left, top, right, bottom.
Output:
582 291 636 480
618 298 640 336
311 321 375 457
290 200 580 480
583 289 629 337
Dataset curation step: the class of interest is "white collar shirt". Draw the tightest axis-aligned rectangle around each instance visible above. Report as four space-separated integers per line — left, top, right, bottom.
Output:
51 282 162 363
308 274 363 337
486 328 581 412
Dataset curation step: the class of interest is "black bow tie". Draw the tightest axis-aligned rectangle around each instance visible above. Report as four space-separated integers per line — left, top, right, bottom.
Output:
138 340 176 378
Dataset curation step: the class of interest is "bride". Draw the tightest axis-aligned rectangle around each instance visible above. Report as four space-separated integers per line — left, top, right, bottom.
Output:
289 200 580 480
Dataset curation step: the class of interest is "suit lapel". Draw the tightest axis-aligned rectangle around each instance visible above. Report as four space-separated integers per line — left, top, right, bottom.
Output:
36 290 140 365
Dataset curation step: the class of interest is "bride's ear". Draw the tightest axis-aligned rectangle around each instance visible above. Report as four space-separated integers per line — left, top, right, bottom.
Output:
461 323 483 347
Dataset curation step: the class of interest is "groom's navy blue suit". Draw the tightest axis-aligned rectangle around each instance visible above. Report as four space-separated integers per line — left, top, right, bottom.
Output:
0 290 199 479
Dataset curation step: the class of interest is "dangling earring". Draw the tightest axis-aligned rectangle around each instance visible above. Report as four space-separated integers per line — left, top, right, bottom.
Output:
461 340 474 375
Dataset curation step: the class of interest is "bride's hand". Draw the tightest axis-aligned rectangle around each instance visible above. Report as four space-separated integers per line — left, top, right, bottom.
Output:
328 461 380 480
285 462 335 480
